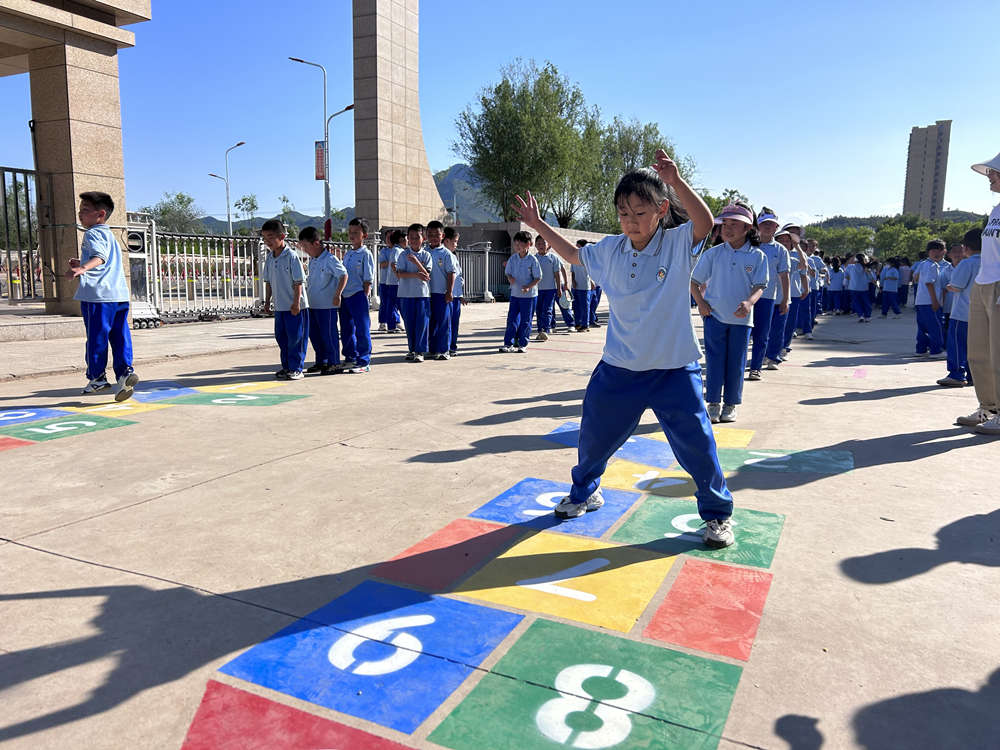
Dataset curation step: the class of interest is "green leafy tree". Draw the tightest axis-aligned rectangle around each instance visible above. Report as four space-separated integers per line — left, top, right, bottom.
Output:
139 192 205 233
234 194 258 235
548 110 602 228
701 188 750 217
277 195 299 238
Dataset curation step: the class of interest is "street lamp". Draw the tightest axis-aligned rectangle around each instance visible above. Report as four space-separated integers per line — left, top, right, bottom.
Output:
289 56 332 221
208 140 245 236
326 103 355 225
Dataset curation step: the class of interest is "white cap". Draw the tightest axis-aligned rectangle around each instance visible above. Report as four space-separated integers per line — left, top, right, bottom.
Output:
971 152 1000 176
758 211 779 225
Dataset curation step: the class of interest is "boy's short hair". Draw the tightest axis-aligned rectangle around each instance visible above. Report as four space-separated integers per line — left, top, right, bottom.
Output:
348 217 369 235
512 230 532 244
575 239 589 248
298 226 320 243
963 229 982 252
926 239 946 252
407 223 425 234
443 226 459 241
389 229 406 245
426 220 445 231
79 191 114 219
261 218 285 234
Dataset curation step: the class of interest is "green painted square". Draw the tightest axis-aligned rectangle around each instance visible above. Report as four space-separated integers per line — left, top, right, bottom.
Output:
0 414 135 442
429 618 741 750
610 497 785 569
159 393 310 407
715 448 854 475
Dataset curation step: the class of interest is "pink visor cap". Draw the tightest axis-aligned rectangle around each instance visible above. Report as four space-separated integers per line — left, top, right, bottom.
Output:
758 210 779 225
716 204 754 225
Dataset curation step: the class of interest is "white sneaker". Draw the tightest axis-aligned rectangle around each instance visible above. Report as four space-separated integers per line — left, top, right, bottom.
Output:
377 323 387 332
720 404 737 422
413 353 424 362
405 351 416 361
747 370 762 381
805 332 814 340
82 376 111 394
554 489 604 518
435 352 450 361
498 345 513 353
397 323 405 332
781 348 791 358
448 349 458 356
114 370 139 403
956 408 996 427
703 518 734 548
288 370 304 380
706 402 722 423
763 358 779 370
514 346 526 353
972 414 1000 435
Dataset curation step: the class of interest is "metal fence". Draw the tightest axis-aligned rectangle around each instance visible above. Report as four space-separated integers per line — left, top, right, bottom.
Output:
1 166 42 303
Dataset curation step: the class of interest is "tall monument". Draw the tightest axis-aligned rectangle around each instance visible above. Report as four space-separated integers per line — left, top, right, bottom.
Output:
352 0 446 231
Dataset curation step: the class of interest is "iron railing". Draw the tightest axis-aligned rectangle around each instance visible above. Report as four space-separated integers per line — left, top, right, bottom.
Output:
1 166 41 303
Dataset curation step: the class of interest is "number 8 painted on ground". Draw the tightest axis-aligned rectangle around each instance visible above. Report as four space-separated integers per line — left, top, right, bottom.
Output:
536 663 655 748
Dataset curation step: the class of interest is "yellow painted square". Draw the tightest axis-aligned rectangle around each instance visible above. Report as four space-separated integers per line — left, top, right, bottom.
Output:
644 425 754 449
602 459 698 498
195 381 287 394
453 531 676 632
63 402 173 417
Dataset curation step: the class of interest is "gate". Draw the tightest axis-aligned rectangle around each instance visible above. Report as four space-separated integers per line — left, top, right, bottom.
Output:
1 166 42 304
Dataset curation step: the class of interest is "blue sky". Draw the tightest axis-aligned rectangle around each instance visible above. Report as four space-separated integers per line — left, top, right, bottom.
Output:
1 0 996 225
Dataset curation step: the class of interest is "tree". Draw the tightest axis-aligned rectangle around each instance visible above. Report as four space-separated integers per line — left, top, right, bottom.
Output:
234 194 258 235
139 192 204 233
548 110 602 228
277 195 299 238
701 188 749 217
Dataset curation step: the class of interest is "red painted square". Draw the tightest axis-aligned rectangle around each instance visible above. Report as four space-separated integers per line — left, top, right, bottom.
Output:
181 680 413 750
644 558 773 661
373 518 524 592
0 436 33 452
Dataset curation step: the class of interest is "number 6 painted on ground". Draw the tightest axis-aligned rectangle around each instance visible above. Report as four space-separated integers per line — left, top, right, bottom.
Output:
327 614 435 676
536 663 655 748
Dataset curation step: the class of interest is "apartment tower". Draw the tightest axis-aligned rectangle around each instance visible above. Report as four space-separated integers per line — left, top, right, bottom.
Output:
903 120 951 220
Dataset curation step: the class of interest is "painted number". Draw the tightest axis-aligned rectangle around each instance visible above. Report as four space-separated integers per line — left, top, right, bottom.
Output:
520 491 565 518
327 614 435 676
536 663 655 748
516 558 609 602
210 394 261 404
0 411 36 422
26 420 96 434
664 513 737 541
631 471 687 492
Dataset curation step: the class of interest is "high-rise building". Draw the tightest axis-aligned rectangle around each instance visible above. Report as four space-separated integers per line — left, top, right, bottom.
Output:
903 120 951 220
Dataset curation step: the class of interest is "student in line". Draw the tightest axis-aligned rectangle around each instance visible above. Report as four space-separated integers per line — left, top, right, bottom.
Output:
879 258 902 318
300 226 346 375
534 234 564 341
426 220 458 361
570 245 592 332
898 259 912 307
914 240 946 356
512 150 735 548
443 226 465 356
846 254 873 323
940 229 982 388
376 232 402 333
338 218 375 374
748 207 789 380
261 218 309 380
778 224 811 361
827 258 845 315
500 231 541 352
395 223 432 362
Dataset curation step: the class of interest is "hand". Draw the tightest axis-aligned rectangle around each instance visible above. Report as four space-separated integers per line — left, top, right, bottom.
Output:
68 258 80 268
734 300 752 318
332 295 341 308
779 301 789 315
461 297 468 306
522 286 531 294
800 290 809 300
290 302 300 316
512 191 543 229
697 302 713 318
650 148 679 186
445 292 453 303
931 301 940 312
418 270 430 281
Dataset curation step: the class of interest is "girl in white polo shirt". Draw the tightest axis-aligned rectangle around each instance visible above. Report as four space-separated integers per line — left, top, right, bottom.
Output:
512 150 735 549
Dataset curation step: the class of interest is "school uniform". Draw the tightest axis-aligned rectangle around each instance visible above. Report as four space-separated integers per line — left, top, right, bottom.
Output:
428 245 458 356
846 263 872 320
396 247 432 355
535 251 563 334
337 246 375 367
913 259 944 354
898 264 912 306
74 223 133 381
555 258 576 329
306 251 347 368
590 285 602 324
751 240 789 371
879 266 901 315
946 254 981 383
808 254 827 321
450 257 464 354
828 268 846 313
504 252 541 347
940 263 954 330
569 222 732 523
262 246 310 372
377 245 402 331
570 262 591 329
797 255 819 333
692 242 768 406
782 254 810 353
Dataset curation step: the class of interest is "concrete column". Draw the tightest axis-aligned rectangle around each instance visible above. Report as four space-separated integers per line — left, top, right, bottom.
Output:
28 33 127 315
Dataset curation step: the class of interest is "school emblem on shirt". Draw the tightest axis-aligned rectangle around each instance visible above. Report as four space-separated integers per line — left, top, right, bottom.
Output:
656 267 666 282
745 265 754 273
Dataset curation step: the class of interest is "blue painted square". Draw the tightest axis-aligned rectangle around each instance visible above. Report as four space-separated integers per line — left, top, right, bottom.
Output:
544 421 677 470
132 380 198 403
219 580 522 734
0 407 77 427
467 477 641 538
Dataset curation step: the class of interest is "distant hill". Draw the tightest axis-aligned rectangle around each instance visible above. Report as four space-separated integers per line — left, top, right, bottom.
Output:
812 210 986 230
434 163 502 224
198 207 356 235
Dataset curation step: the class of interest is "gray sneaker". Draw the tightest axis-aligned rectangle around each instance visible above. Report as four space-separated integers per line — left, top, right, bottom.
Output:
747 370 762 381
554 489 604 518
720 404 737 423
706 402 722 423
956 408 996 427
114 370 139 403
703 518 734 548
82 376 111 394
972 414 1000 435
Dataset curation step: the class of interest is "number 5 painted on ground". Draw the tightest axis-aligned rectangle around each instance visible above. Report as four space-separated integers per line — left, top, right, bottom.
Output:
536 663 655 748
520 491 565 518
211 394 260 404
327 614 435 676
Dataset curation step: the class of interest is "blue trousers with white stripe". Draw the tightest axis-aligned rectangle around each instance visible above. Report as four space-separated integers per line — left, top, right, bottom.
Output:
378 283 400 329
915 304 944 354
703 315 751 405
339 290 372 366
536 288 557 333
749 297 775 371
400 297 430 354
274 309 309 372
307 308 339 366
449 298 462 352
429 292 452 355
571 361 732 521
946 319 971 383
504 297 536 347
765 305 787 362
81 300 133 380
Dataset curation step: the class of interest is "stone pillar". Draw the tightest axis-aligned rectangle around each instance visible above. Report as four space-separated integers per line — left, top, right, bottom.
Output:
353 0 446 232
28 33 127 315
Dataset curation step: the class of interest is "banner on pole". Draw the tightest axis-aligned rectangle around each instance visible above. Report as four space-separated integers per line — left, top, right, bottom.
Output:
314 141 326 181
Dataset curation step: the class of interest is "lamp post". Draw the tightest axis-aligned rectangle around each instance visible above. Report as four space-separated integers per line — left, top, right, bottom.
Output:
326 103 355 226
289 56 331 221
208 140 245 236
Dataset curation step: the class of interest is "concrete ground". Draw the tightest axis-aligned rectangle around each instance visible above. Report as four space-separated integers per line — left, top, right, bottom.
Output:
1 301 997 750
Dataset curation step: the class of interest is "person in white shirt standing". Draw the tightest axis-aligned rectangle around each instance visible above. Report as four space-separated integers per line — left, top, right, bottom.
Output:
957 152 1000 434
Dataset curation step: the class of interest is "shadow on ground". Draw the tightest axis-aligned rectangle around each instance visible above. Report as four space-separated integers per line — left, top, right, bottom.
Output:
774 714 823 749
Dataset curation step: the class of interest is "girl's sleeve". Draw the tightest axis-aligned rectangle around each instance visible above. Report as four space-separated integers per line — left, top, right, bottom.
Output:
690 246 713 285
364 250 375 281
751 253 769 288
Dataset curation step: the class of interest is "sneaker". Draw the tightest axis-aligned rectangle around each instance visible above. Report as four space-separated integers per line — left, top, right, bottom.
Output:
498 345 513 353
288 370 304 380
341 359 356 369
320 364 338 375
747 370 762 381
565 326 576 333
937 377 966 388
435 352 450 361
275 369 290 380
929 351 947 360
413 353 424 362
397 322 405 332
782 348 791 357
703 518 735 548
448 349 458 357
346 365 370 374
590 322 601 328
956 408 996 427
113 369 139 402
405 351 416 361
377 323 387 332
82 375 111 394
514 346 526 353
535 331 549 342
554 489 605 518
720 404 737 422
763 358 779 370
706 402 722 423
972 414 1000 435
805 332 814 340
306 363 324 374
